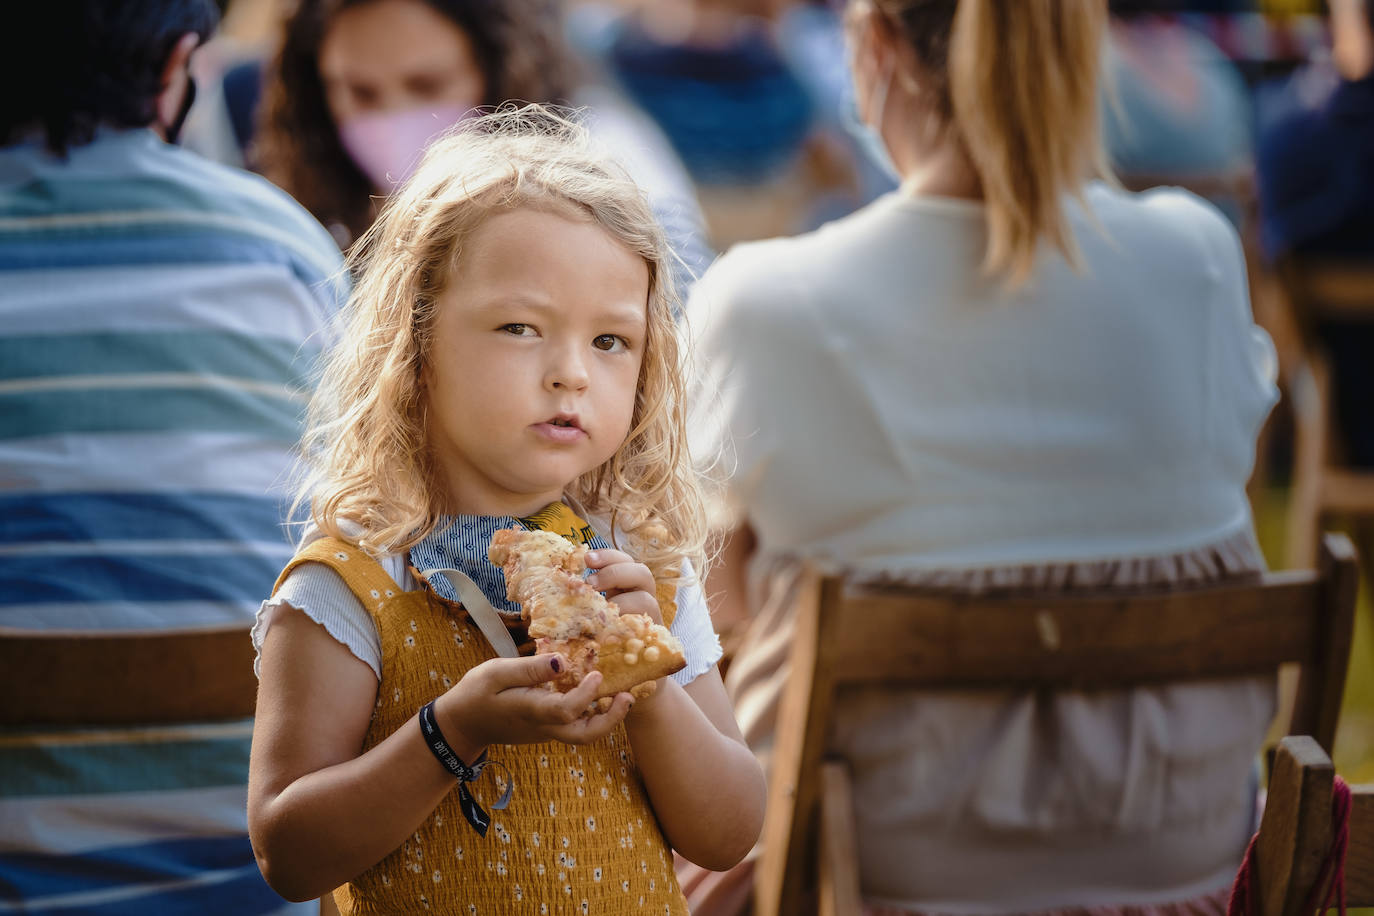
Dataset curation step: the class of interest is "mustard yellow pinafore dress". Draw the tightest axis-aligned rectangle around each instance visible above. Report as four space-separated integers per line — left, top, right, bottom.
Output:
276 537 689 915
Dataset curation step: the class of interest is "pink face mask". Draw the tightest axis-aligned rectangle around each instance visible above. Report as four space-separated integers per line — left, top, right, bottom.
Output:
337 103 473 191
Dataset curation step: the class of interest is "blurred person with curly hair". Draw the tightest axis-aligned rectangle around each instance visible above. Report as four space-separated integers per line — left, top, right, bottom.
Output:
256 0 713 288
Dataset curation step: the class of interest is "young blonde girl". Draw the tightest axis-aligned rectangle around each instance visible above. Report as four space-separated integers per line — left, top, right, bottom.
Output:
247 105 764 913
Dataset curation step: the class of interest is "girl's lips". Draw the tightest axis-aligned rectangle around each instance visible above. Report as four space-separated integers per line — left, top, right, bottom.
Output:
532 421 586 443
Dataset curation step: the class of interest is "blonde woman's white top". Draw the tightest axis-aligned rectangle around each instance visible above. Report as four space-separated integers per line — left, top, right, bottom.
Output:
687 181 1279 912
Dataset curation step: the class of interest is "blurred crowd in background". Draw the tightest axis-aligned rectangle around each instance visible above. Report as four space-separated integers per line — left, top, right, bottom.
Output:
177 0 1373 475
4 0 1373 912
182 0 1346 256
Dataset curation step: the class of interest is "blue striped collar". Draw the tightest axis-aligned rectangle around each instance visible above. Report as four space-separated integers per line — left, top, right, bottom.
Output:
409 505 610 614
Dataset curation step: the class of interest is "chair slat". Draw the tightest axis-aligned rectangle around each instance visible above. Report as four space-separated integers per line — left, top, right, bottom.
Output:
755 569 828 916
830 575 1323 688
1319 473 1374 513
1345 792 1374 906
818 761 862 916
1290 262 1374 316
0 624 258 726
1259 736 1335 916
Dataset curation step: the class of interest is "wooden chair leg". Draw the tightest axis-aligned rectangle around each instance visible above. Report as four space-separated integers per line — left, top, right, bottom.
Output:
1287 361 1330 569
754 569 828 916
1250 396 1285 504
819 760 862 916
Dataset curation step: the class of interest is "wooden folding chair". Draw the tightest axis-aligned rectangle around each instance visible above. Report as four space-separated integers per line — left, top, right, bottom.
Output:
755 532 1359 916
1250 734 1374 916
0 621 258 726
0 623 347 914
1281 258 1374 570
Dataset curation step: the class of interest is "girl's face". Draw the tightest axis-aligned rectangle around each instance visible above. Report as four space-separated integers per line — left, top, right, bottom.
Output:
319 0 484 125
422 207 651 518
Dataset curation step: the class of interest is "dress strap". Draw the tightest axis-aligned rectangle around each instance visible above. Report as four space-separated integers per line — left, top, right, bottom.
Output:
273 538 406 615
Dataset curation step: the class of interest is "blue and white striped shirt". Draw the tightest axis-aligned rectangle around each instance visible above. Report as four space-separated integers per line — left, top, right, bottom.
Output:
0 128 344 914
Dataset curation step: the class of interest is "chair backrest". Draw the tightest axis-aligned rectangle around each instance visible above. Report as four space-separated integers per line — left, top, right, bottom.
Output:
0 625 335 911
1255 735 1374 916
0 622 258 726
754 532 1359 916
1280 259 1374 324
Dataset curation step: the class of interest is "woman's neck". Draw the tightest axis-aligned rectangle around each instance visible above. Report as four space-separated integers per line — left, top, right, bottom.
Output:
880 87 983 201
894 137 983 201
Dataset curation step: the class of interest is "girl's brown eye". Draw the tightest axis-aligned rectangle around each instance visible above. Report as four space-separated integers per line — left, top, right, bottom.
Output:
593 334 626 352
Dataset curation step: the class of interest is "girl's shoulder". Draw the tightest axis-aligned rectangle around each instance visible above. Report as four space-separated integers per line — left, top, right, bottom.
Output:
286 524 416 593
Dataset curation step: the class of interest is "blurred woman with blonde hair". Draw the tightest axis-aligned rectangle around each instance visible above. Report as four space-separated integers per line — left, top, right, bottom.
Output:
686 0 1277 912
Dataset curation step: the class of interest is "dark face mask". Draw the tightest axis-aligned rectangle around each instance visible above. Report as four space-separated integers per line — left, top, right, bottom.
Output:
164 75 197 145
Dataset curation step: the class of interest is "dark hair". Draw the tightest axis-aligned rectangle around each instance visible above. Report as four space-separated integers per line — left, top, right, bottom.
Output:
258 0 581 244
1 0 218 155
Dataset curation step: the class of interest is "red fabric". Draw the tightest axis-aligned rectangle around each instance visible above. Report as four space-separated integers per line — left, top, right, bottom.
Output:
1227 776 1351 916
1303 777 1351 916
1227 833 1260 916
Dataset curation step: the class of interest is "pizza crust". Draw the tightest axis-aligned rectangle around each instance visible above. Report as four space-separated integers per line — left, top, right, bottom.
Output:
489 528 686 700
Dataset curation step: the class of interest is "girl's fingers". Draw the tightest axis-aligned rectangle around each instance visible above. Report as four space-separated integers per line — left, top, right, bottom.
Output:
583 548 632 571
584 553 661 620
585 555 654 595
555 669 603 714
552 692 633 744
485 653 566 690
606 590 661 621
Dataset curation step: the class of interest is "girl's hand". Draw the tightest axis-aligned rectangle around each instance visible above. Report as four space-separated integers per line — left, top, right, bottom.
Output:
585 548 661 623
585 548 670 714
438 654 633 754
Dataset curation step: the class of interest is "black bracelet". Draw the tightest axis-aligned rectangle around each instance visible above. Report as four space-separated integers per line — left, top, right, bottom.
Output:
419 700 513 837
418 699 486 781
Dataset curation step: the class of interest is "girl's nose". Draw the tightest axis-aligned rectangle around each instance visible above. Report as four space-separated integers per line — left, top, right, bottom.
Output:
545 343 590 392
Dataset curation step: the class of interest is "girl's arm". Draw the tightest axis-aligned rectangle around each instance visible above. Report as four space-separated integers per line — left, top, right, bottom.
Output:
589 541 766 870
248 604 632 902
623 668 766 870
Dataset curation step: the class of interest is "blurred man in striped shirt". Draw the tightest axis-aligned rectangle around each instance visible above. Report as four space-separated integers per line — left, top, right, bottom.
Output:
0 2 344 912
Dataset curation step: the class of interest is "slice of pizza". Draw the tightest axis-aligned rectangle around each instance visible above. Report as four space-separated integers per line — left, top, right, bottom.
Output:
489 528 686 701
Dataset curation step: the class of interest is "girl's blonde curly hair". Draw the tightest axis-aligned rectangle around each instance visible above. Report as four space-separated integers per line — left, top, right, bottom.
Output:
295 104 708 582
